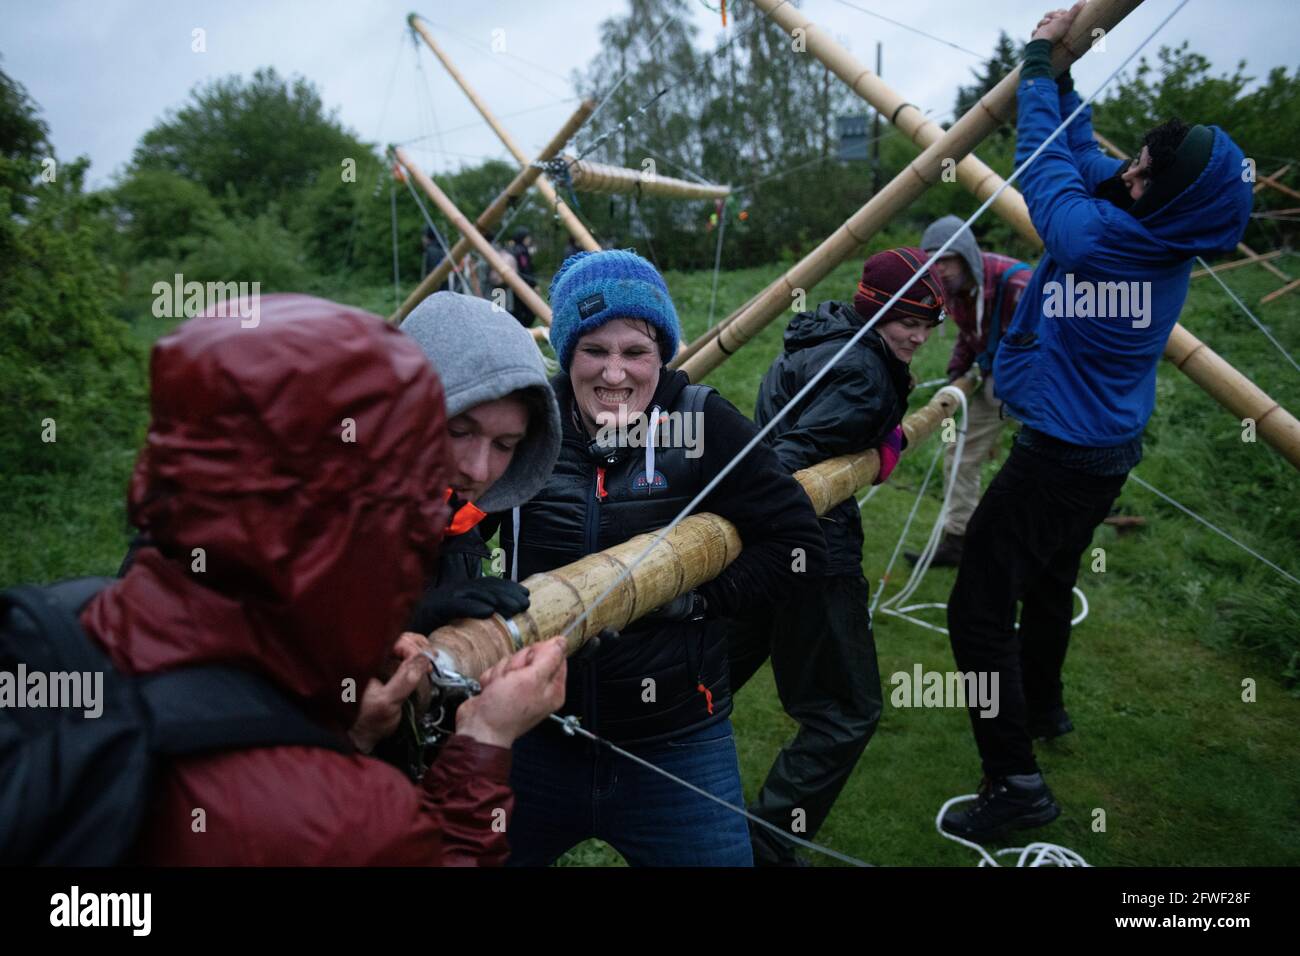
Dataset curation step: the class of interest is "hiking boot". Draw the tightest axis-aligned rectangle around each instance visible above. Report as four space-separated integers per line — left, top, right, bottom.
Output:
905 531 964 567
1027 706 1074 741
940 773 1061 841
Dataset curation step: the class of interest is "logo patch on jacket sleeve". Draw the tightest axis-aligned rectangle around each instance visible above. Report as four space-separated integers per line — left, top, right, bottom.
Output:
578 293 606 319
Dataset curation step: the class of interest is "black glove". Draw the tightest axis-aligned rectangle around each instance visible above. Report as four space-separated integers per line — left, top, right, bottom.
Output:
408 578 530 634
642 590 708 623
570 627 620 664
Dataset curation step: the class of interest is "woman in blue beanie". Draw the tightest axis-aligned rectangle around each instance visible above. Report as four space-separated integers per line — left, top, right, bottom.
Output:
500 249 827 866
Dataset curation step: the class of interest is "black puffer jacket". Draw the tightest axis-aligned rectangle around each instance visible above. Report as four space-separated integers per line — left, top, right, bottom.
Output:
406 500 494 635
755 300 913 576
501 368 826 744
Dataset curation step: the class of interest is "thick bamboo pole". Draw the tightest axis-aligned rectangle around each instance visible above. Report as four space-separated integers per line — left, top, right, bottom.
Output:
563 155 731 200
749 0 1037 239
392 147 553 326
670 286 765 367
681 0 1143 384
1164 328 1300 458
388 99 595 325
425 379 975 678
407 14 600 252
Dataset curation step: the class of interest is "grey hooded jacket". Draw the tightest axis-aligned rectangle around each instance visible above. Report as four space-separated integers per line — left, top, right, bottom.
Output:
401 291 560 513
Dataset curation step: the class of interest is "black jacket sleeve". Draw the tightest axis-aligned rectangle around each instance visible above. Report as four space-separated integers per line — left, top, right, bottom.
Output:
767 352 897 474
693 393 828 617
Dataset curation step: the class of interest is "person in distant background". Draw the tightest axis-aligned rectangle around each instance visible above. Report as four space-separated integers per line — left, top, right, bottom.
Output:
421 226 447 289
905 216 1031 568
507 228 539 327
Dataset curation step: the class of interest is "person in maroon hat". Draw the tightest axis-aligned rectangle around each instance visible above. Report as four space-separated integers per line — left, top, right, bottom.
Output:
728 248 945 865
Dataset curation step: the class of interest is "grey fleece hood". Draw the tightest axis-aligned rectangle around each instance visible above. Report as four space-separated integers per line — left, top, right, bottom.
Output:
401 292 560 512
921 214 985 333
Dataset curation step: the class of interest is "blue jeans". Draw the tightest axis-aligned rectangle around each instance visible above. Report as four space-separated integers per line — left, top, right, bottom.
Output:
506 717 753 867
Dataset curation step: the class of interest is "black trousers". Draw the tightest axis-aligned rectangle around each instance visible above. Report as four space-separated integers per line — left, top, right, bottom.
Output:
946 443 1127 778
728 574 882 864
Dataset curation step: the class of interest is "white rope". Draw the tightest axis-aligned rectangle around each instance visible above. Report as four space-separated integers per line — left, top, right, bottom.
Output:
1128 474 1300 588
870 438 944 615
935 795 1089 867
869 384 1088 634
707 203 728 328
548 714 873 867
558 3 1186 642
877 385 970 613
1195 255 1300 375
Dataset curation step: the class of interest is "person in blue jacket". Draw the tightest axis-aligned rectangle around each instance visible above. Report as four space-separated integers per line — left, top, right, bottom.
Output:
941 2 1253 840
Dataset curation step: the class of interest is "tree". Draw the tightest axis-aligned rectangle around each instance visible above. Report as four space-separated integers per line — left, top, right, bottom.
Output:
954 32 1023 137
0 66 139 475
0 58 50 217
130 68 372 221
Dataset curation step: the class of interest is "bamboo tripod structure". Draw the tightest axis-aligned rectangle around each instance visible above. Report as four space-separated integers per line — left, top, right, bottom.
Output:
678 0 1300 471
425 379 974 677
407 13 601 253
389 99 595 325
392 147 552 340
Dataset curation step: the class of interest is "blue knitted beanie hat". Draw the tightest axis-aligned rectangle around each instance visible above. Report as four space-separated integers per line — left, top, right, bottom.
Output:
548 249 680 371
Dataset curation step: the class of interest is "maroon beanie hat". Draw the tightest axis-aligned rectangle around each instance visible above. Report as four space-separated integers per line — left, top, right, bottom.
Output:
853 247 945 326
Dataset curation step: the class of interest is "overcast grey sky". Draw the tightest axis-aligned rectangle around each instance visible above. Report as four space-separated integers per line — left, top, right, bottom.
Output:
3 0 1296 189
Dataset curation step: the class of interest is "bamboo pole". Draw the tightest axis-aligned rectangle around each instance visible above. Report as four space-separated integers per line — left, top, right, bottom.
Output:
670 286 766 367
1164 326 1300 459
407 14 600 253
749 0 1037 239
1260 277 1300 306
1254 164 1300 200
388 99 596 325
1190 249 1284 279
392 147 553 327
562 155 731 200
425 379 975 678
681 0 1141 384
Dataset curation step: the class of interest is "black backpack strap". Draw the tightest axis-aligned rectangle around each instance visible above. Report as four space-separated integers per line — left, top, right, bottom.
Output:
139 665 353 757
2 579 351 758
978 262 1032 374
679 383 714 417
0 578 114 674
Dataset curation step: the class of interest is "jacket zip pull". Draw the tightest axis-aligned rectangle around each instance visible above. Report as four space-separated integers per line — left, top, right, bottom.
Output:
646 404 661 485
595 466 608 500
510 506 520 581
697 682 714 715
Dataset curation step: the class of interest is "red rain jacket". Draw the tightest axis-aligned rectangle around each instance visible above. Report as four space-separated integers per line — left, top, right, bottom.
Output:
81 294 513 865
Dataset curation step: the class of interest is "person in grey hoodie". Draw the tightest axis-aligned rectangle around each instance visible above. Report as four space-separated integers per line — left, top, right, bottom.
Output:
372 292 562 778
908 215 1032 568
399 291 561 631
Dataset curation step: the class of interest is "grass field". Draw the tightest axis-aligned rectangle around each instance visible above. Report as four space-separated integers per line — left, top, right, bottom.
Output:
4 245 1298 867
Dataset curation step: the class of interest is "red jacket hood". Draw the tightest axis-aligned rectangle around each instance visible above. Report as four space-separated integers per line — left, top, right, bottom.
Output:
83 294 451 729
